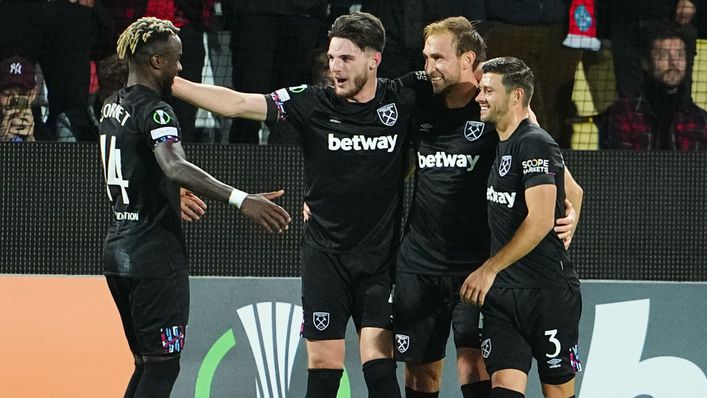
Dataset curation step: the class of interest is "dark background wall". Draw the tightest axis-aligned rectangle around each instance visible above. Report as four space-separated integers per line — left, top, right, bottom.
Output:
1 143 705 281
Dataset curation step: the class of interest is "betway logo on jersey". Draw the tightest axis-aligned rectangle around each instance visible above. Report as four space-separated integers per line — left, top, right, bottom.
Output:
418 152 480 171
522 158 550 174
328 133 398 153
487 186 516 208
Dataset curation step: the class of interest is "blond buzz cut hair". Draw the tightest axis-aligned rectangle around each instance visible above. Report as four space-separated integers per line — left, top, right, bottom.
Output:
116 17 180 60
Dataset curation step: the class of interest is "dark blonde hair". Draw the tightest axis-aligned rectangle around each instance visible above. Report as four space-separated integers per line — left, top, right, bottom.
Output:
424 17 486 67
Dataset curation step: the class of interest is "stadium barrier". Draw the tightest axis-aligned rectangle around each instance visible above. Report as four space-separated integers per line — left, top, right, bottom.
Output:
1 276 705 397
1 143 706 281
1 143 706 396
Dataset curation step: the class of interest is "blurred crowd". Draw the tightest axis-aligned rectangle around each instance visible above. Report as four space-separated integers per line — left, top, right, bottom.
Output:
0 0 705 149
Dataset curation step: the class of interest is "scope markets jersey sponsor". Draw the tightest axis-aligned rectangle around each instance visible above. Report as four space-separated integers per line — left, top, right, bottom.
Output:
266 72 432 253
487 119 577 288
398 93 498 275
99 85 187 278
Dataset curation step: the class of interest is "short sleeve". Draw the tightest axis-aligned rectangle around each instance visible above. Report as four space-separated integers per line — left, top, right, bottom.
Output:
265 84 316 131
518 132 563 189
393 71 433 102
142 105 181 148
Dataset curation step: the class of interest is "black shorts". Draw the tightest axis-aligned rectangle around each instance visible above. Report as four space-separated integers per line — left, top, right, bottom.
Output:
106 270 190 357
393 272 482 363
300 244 394 340
481 286 582 385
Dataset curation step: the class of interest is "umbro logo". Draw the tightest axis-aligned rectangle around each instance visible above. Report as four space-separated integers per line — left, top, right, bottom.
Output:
547 358 563 369
419 123 433 132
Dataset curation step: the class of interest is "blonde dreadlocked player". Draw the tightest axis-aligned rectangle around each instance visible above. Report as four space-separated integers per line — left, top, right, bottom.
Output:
101 17 290 398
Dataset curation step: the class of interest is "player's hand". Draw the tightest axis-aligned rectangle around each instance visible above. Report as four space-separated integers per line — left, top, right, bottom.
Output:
460 263 497 307
180 188 207 222
675 0 696 25
240 190 291 233
302 202 311 222
554 199 576 249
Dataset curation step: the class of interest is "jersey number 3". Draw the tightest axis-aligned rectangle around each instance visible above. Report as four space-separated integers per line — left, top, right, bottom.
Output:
100 135 130 204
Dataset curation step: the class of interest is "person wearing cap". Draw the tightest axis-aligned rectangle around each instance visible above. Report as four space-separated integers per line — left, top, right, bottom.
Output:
0 55 39 142
0 0 96 141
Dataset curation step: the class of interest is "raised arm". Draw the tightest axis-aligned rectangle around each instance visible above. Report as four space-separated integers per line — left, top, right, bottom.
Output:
172 77 268 121
154 140 291 233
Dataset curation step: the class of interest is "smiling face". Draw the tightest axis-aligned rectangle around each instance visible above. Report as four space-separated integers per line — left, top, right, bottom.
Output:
157 34 183 96
327 37 377 100
476 72 510 124
423 32 464 95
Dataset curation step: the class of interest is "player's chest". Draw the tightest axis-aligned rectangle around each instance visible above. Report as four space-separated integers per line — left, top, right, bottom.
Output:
306 108 409 157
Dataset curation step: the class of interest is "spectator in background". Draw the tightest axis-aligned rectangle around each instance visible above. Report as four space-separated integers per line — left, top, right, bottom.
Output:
89 54 129 128
598 22 707 150
611 0 701 98
99 0 216 143
222 0 330 143
0 0 97 141
0 56 42 142
361 0 484 79
267 50 335 146
143 0 216 143
479 0 582 148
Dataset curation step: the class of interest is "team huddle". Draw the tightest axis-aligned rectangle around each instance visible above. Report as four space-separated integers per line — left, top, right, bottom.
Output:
100 11 583 398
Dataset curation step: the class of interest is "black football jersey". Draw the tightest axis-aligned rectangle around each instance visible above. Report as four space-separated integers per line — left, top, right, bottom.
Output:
487 119 578 288
398 94 498 275
99 85 187 278
265 72 432 253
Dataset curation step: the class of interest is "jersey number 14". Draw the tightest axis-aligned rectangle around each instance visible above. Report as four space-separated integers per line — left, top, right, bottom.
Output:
99 135 130 204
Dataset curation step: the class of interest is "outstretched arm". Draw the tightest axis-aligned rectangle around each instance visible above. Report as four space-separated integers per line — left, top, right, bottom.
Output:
154 140 291 233
172 77 269 121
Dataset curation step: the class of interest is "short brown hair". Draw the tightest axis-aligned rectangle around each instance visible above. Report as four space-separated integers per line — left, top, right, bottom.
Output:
482 57 534 107
328 12 385 53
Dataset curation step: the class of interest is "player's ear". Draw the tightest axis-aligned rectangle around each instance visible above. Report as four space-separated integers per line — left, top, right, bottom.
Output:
464 51 476 70
371 52 382 70
149 54 161 70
